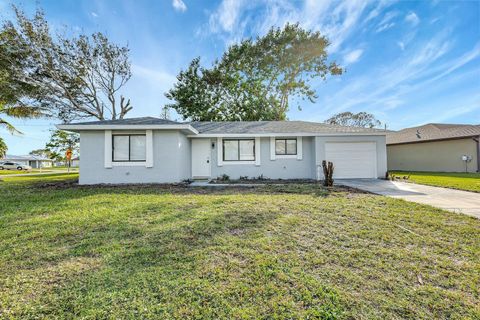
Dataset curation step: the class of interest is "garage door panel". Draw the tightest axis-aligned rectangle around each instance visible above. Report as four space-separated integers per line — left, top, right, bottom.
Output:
325 142 377 179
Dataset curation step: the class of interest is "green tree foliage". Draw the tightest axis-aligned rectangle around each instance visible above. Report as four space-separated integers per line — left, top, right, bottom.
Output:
45 130 79 162
0 136 6 158
1 6 133 122
325 112 382 128
166 23 342 121
1 23 44 157
29 148 55 159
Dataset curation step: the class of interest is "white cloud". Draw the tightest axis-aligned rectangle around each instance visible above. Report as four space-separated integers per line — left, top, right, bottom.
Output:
209 0 246 33
91 12 98 18
376 22 395 33
375 11 398 32
405 12 420 26
344 49 364 64
397 41 405 50
132 65 176 87
172 0 187 12
309 30 464 117
205 0 377 53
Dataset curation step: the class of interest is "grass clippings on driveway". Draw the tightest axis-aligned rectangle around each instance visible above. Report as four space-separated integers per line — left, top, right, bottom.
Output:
391 171 480 192
0 173 479 319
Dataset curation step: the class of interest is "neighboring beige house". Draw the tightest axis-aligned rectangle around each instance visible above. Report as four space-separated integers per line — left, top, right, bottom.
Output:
387 124 480 173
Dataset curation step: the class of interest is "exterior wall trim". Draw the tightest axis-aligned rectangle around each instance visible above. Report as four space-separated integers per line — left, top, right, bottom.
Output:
104 130 112 168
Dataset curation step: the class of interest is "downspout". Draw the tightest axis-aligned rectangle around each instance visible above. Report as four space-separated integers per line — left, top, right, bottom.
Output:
473 136 480 172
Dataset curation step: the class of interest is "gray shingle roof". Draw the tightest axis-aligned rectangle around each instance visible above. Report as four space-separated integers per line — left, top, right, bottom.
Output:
190 121 385 134
387 123 480 145
69 117 180 125
60 117 386 134
3 154 52 161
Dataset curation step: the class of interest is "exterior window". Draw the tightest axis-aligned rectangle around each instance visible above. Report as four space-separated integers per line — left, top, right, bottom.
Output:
223 139 255 161
275 138 297 155
113 135 146 162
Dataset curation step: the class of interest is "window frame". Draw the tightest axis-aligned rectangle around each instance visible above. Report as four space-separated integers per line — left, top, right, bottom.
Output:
275 138 297 155
222 139 256 162
112 134 147 162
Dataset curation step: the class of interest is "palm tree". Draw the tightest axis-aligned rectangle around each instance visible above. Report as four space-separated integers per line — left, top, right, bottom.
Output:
0 104 43 158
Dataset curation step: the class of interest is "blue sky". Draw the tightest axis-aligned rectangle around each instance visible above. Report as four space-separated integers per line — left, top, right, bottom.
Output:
2 0 479 155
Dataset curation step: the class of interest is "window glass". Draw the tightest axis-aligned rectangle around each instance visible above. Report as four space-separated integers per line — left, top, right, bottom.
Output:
275 140 285 155
130 136 146 161
286 139 297 155
275 139 297 155
239 140 255 160
113 136 129 161
224 140 239 161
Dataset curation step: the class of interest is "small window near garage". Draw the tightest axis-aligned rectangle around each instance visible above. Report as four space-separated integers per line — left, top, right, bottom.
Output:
113 135 146 162
223 139 255 161
275 138 297 155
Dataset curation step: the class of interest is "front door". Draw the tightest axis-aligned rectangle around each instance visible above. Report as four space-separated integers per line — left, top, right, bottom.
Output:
192 139 211 179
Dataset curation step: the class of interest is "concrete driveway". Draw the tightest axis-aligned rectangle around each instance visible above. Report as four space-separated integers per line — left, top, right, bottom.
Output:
339 179 480 219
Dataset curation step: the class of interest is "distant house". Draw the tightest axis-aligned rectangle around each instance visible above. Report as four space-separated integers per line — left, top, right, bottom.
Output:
387 124 480 173
2 155 53 169
71 157 80 167
57 117 388 185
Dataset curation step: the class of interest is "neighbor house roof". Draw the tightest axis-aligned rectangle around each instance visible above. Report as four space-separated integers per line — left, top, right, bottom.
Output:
2 154 52 161
57 117 386 136
387 123 480 145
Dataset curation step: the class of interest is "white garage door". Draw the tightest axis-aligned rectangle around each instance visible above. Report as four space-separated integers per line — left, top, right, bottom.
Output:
325 142 377 179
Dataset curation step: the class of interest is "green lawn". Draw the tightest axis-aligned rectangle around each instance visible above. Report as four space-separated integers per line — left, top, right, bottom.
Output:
0 169 49 175
0 174 479 319
0 168 78 176
391 171 480 192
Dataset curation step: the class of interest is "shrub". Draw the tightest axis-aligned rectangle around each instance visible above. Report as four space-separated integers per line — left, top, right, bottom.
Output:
218 174 230 181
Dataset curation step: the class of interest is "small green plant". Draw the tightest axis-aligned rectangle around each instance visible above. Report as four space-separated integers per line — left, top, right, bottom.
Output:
322 160 334 187
217 174 230 181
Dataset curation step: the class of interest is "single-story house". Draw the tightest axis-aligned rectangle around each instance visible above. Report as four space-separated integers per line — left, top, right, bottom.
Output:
71 157 80 167
387 123 480 173
57 117 387 185
1 154 53 168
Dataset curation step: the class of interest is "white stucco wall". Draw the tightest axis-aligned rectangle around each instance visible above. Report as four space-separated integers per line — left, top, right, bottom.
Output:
79 130 191 184
209 137 317 180
78 130 387 184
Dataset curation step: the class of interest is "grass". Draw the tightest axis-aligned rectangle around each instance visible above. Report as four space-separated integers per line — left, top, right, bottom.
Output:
0 169 49 175
0 174 479 319
0 167 78 176
391 171 480 192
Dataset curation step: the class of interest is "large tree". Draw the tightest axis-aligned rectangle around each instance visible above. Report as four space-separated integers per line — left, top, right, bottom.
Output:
324 112 382 128
1 25 44 157
45 129 79 164
166 23 342 121
1 7 133 122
